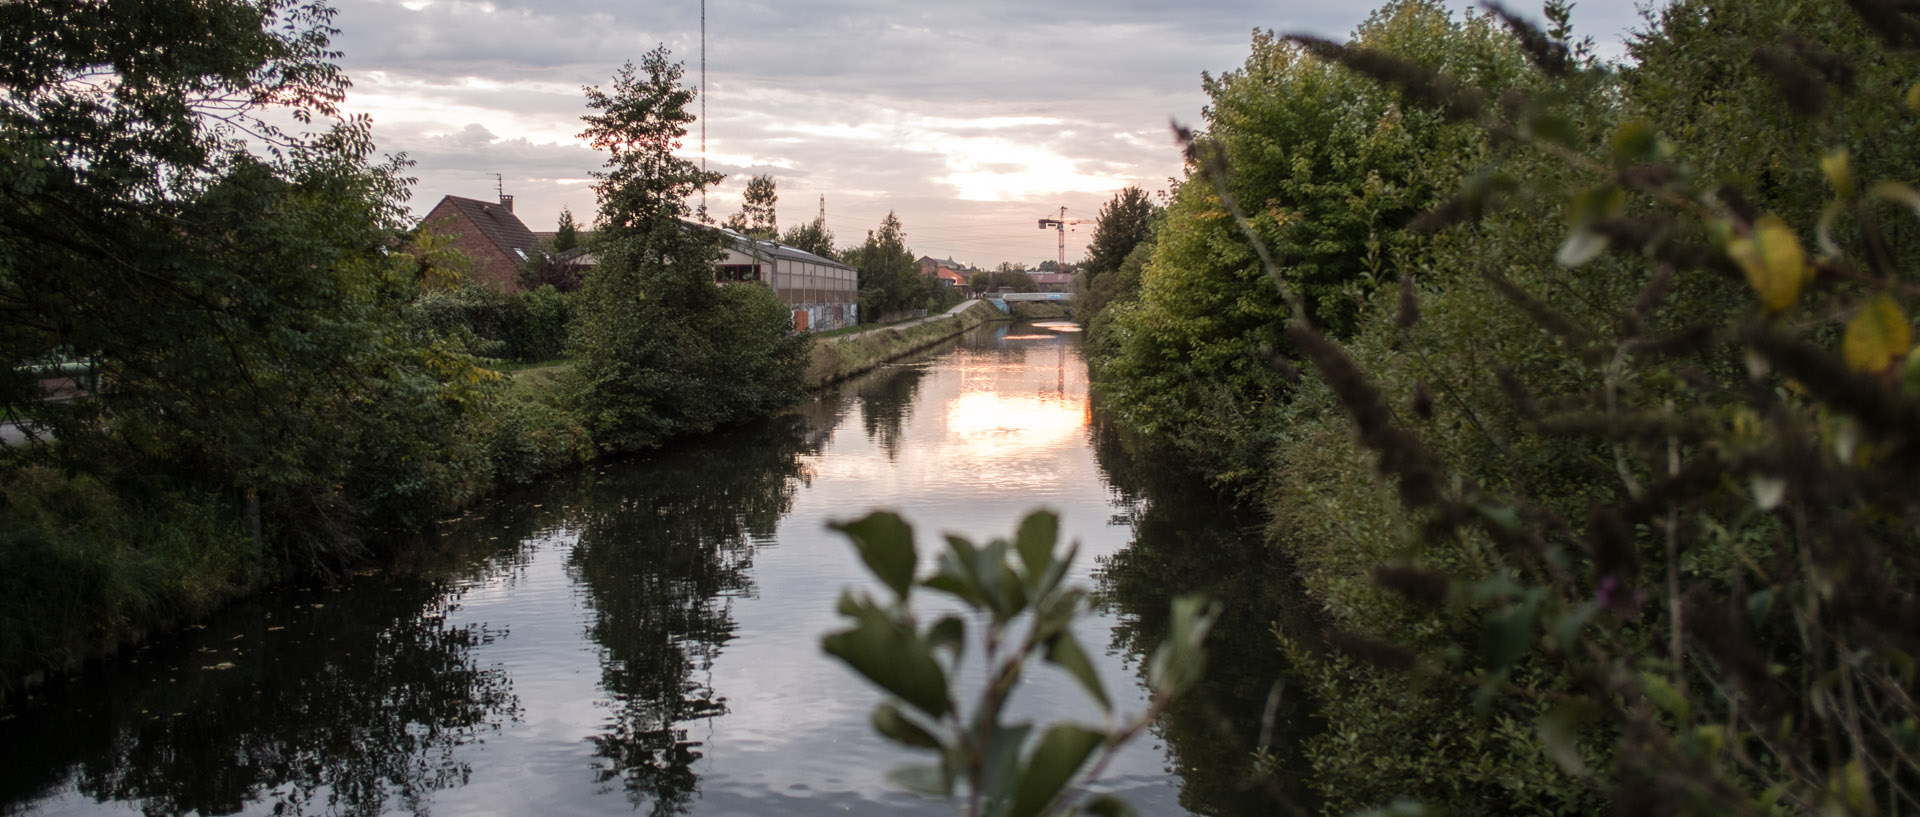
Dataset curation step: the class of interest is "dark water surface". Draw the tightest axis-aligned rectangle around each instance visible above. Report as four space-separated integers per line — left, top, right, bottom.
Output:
0 322 1311 817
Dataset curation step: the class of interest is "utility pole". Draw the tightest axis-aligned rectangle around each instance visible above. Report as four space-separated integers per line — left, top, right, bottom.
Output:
1036 206 1089 273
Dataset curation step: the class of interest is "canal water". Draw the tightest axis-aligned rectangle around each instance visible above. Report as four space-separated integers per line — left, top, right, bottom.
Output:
0 321 1312 817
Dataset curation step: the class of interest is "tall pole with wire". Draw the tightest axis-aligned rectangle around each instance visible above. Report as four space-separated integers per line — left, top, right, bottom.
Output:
700 0 707 213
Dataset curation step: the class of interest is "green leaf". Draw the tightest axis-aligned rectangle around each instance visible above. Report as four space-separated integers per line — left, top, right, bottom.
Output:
926 536 988 609
1537 702 1595 776
1044 632 1111 713
1639 672 1691 723
873 701 944 749
979 723 1035 809
831 512 917 599
1746 588 1775 630
1550 601 1598 651
1531 111 1579 147
1608 119 1658 163
927 614 967 660
885 764 953 796
823 593 951 717
1150 595 1218 695
1479 600 1538 673
1014 509 1060 580
1011 725 1107 817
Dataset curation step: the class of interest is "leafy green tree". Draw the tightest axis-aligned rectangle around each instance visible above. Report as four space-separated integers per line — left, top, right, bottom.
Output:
1081 187 1159 281
994 263 1038 293
1092 0 1526 484
780 214 836 259
552 205 581 252
844 211 925 321
968 270 991 293
0 0 492 568
568 47 806 451
723 174 779 239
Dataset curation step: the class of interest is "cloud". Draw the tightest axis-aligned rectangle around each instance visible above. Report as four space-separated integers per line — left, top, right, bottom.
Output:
331 0 1652 260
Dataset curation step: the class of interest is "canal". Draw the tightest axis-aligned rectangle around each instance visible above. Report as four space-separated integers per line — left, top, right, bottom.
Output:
0 320 1313 817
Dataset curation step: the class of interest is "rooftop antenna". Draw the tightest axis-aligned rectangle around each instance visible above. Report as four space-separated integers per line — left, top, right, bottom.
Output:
494 173 503 199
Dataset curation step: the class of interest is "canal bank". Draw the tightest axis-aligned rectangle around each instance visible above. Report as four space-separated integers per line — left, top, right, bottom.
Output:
803 299 1006 388
0 301 1024 701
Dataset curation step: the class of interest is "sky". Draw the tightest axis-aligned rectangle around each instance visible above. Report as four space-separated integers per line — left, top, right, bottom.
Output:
329 0 1652 267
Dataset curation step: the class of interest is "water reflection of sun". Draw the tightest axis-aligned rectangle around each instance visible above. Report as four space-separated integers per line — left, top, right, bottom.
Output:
946 390 1087 455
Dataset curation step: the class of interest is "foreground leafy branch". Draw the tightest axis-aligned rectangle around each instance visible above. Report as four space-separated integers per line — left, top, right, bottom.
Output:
823 510 1217 817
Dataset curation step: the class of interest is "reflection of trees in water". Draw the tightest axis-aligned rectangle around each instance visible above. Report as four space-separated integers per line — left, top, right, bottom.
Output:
854 361 928 463
0 415 824 817
1088 414 1322 817
0 562 524 817
562 415 817 815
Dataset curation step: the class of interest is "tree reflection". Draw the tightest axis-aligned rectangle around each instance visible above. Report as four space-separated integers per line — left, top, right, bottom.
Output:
853 360 929 463
563 414 817 815
1089 413 1322 817
0 562 523 817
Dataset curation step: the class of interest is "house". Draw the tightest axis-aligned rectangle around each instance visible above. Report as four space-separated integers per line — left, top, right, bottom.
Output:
420 193 538 291
916 255 972 289
717 227 859 331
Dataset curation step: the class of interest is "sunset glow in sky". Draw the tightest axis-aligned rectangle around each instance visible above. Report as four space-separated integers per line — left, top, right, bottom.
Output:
329 0 1648 266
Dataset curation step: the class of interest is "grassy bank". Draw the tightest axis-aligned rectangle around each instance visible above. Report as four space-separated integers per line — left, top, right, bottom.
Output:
804 300 1005 388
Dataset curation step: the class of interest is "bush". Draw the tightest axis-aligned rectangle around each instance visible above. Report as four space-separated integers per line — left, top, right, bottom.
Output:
0 467 256 693
408 284 574 363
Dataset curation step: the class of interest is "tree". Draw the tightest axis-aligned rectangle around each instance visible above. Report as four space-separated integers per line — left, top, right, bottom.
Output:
552 206 581 252
722 174 778 239
0 0 492 567
1081 187 1158 280
780 215 835 259
994 262 1038 292
569 47 806 451
843 212 924 321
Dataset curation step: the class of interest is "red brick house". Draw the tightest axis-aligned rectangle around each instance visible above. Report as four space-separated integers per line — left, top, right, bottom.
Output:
420 193 538 291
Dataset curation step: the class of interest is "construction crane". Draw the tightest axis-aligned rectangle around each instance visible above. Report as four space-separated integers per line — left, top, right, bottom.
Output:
1036 207 1091 273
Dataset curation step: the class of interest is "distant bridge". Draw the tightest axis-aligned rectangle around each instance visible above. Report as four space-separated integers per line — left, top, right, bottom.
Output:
995 292 1070 302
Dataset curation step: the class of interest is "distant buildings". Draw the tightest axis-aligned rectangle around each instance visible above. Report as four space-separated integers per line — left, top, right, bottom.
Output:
415 192 857 331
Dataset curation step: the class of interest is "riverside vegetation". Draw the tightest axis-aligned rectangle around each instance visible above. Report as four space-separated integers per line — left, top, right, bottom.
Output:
1082 0 1920 814
0 6 822 695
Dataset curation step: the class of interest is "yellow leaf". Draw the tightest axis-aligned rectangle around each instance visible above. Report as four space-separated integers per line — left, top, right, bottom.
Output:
1843 295 1911 375
1909 81 1920 114
1820 148 1854 199
1728 216 1811 313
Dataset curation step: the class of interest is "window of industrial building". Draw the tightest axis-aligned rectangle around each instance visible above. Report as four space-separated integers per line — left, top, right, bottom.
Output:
716 264 761 283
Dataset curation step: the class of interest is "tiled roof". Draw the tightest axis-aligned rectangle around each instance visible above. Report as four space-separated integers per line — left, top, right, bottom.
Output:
439 195 536 258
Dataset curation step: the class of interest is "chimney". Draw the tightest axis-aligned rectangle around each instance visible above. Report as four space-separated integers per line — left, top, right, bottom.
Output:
499 193 514 212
